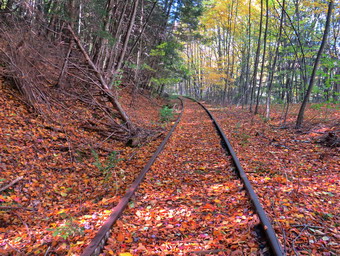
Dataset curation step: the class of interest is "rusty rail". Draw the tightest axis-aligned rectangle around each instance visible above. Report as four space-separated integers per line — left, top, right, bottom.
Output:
81 97 284 256
197 101 285 256
81 99 184 256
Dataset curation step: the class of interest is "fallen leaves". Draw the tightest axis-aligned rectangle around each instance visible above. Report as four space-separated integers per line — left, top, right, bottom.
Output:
103 100 261 255
210 104 339 255
0 81 171 255
119 253 133 256
2 72 338 255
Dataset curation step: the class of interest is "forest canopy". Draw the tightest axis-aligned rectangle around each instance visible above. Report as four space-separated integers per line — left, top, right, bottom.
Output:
175 0 339 127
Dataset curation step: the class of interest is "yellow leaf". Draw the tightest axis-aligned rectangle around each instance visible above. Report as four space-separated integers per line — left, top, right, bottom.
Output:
119 253 133 256
60 192 67 197
126 236 133 243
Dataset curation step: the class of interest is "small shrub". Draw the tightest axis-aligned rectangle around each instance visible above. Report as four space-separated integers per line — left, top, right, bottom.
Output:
260 115 270 123
233 123 250 146
239 133 250 146
91 150 121 181
168 94 179 100
47 218 84 239
160 106 173 122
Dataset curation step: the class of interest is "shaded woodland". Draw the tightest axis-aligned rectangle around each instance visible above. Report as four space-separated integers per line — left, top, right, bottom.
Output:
0 0 201 142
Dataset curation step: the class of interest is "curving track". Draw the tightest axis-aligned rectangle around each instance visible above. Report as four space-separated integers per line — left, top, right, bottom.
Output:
82 98 284 256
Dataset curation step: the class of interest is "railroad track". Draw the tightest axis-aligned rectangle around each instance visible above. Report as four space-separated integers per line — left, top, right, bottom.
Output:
81 98 284 256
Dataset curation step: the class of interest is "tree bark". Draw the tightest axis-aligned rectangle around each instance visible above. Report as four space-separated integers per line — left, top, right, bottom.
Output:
105 0 129 77
126 0 157 61
249 0 263 112
266 0 285 119
112 0 140 79
242 0 252 108
255 0 269 115
296 0 334 128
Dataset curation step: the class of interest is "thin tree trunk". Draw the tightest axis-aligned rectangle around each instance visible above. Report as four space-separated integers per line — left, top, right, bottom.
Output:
126 0 157 61
243 0 252 108
266 0 285 119
56 41 73 88
105 0 129 76
249 0 263 112
296 0 334 128
93 0 114 67
112 0 140 79
255 0 269 114
275 0 308 92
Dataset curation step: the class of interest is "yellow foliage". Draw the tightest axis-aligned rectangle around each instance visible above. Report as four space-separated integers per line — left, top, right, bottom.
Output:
119 253 133 256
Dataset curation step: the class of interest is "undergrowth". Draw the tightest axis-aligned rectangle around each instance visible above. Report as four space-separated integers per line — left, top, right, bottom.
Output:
91 150 122 182
159 106 173 122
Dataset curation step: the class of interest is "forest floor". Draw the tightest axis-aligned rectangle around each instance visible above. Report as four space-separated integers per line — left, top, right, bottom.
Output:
209 103 339 256
0 78 175 255
104 100 261 256
0 75 339 256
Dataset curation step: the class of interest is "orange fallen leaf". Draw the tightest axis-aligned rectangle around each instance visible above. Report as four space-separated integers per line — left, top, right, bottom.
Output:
126 236 133 243
117 233 124 242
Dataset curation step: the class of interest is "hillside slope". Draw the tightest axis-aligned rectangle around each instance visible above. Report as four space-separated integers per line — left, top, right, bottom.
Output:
0 77 175 255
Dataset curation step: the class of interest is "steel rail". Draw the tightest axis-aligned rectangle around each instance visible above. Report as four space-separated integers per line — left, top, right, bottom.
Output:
81 99 184 256
197 101 285 256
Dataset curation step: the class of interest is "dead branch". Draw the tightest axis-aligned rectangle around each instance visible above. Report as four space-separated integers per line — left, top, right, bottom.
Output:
0 27 53 115
13 211 32 243
56 41 74 88
292 224 308 256
81 124 128 141
292 225 323 229
4 241 22 255
67 24 134 130
0 206 35 211
0 176 24 193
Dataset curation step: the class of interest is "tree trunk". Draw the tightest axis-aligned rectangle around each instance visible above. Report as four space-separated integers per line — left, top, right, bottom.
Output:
296 0 334 128
243 0 252 107
266 0 285 119
249 0 263 112
56 41 73 88
126 0 157 62
112 0 139 80
255 0 269 115
105 0 129 77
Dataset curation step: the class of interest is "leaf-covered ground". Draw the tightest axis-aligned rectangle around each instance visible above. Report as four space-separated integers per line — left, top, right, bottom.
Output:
209 104 339 256
0 79 172 255
1 74 339 256
103 100 263 256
